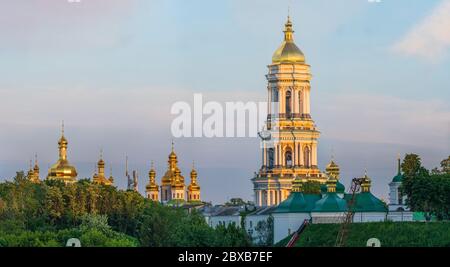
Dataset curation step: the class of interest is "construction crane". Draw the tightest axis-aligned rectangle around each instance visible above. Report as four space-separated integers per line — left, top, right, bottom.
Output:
335 177 365 247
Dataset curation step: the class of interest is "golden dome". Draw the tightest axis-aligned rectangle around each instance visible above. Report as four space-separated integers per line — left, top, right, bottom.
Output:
169 151 177 160
47 125 77 184
272 16 305 64
58 135 68 145
47 159 78 183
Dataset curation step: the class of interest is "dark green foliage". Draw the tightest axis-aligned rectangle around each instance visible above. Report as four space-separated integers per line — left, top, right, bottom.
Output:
302 181 321 194
254 216 274 246
137 202 252 247
276 222 450 247
0 173 250 247
400 154 450 220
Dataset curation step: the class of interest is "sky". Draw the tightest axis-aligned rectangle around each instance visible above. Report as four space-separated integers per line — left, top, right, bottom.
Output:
0 0 449 204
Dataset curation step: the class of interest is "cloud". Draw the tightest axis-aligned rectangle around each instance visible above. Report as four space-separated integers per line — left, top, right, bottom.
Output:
316 92 450 151
392 0 450 61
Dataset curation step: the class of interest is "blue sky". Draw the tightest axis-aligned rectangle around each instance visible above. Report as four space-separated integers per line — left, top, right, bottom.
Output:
0 0 449 204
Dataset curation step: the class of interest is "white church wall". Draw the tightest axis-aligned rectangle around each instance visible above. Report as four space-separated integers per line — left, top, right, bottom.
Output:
311 212 345 224
387 211 413 222
352 212 387 223
209 215 242 228
273 213 311 244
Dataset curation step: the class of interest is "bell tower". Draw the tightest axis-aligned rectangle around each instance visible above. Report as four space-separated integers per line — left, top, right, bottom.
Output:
252 16 326 207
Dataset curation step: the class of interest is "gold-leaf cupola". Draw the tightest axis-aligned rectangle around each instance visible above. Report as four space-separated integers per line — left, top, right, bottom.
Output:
188 161 201 202
92 149 112 186
47 122 78 184
325 156 340 180
272 16 305 64
145 161 159 201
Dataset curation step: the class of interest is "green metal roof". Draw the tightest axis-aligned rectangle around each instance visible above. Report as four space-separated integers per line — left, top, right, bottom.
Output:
312 193 347 212
273 192 320 213
336 181 345 193
392 173 403 183
344 192 387 212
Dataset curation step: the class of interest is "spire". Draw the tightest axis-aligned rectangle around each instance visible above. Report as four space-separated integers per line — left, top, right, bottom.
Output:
33 153 40 172
148 161 156 184
58 121 68 160
283 15 294 42
125 155 129 176
29 158 33 172
190 161 198 184
109 166 114 183
397 153 401 175
168 141 178 169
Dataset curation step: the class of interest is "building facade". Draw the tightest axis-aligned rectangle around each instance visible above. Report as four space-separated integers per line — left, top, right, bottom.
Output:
92 151 114 186
146 143 202 205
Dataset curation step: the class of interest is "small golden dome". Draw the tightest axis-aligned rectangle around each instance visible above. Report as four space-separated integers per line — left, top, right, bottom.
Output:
47 159 78 181
58 135 68 146
190 168 197 177
98 158 105 167
169 151 177 160
326 160 339 169
272 17 305 64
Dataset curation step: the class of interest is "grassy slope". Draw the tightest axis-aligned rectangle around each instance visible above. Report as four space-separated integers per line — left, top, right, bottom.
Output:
276 222 450 247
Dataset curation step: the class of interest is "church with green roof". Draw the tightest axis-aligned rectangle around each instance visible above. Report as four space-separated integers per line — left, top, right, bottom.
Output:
271 158 390 243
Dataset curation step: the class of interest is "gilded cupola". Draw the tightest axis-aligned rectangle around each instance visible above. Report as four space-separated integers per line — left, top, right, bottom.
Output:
146 161 159 191
145 161 159 201
361 171 372 193
187 161 201 202
272 16 305 64
47 122 78 184
161 142 185 186
92 150 113 186
325 157 340 180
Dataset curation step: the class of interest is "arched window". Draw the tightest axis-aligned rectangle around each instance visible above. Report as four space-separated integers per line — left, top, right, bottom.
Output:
398 191 403 205
268 148 274 168
285 150 293 167
299 91 303 114
286 90 292 115
304 146 310 168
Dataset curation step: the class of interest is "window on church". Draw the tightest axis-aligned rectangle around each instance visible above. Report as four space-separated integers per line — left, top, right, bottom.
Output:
285 150 292 167
398 191 403 205
286 90 292 116
304 146 310 167
299 91 303 114
268 148 274 168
